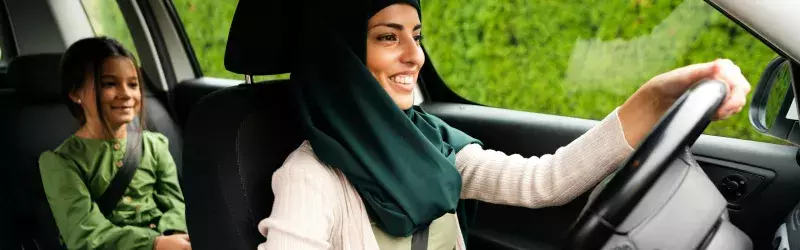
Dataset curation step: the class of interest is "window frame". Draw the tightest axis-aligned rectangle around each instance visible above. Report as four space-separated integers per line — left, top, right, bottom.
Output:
161 0 202 78
705 0 799 69
0 0 17 70
135 0 179 89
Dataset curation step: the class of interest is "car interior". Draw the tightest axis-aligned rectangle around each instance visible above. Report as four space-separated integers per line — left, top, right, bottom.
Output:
2 0 800 250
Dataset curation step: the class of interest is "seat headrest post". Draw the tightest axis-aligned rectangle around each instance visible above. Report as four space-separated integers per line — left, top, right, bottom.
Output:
245 74 254 84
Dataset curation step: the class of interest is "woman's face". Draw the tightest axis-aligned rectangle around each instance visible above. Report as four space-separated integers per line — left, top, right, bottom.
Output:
71 56 141 130
366 4 425 110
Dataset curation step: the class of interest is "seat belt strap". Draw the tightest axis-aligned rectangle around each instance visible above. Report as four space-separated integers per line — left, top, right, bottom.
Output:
96 122 142 217
411 225 430 250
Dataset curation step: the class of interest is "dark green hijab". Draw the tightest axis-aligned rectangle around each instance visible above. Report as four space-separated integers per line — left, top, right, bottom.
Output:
290 0 482 237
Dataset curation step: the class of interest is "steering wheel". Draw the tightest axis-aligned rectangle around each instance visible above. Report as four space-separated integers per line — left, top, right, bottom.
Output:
562 79 728 250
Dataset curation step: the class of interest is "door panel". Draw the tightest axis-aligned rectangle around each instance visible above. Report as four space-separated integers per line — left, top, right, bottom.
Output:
423 102 800 250
692 136 800 250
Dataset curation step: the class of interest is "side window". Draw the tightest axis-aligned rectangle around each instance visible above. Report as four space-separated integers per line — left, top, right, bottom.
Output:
0 26 7 71
423 1 779 143
172 0 287 81
81 0 138 58
0 24 8 87
0 3 14 73
172 0 236 79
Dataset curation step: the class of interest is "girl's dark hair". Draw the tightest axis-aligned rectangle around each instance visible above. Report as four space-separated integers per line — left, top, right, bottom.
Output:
61 36 145 138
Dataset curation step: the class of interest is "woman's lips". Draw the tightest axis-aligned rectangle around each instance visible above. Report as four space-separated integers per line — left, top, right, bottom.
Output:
389 74 415 92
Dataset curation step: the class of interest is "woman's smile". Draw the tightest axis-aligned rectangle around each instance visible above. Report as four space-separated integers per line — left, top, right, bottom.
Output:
388 73 416 93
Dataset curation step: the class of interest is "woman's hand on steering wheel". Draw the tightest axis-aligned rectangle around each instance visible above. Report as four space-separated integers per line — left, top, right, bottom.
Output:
618 59 752 147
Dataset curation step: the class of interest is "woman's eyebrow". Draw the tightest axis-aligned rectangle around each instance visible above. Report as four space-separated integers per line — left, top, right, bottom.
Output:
369 22 423 31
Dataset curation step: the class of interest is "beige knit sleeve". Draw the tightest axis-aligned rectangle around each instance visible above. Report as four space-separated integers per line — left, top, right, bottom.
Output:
455 108 635 208
257 145 336 250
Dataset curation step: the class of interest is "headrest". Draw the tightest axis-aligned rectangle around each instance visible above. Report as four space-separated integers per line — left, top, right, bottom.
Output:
224 0 294 76
8 53 64 104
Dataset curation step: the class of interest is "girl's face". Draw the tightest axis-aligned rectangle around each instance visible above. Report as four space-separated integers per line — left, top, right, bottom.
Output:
70 56 141 130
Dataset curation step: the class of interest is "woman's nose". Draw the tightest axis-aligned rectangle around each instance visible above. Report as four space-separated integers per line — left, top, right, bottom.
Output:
399 37 424 67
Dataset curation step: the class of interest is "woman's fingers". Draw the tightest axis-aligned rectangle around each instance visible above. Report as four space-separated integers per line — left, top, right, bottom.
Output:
641 58 751 121
709 59 751 120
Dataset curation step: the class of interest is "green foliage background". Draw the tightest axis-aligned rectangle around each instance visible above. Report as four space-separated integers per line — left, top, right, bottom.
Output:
90 0 786 144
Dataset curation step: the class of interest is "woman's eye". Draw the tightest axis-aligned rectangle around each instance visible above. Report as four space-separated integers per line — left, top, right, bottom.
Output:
414 34 424 42
377 34 397 42
102 81 116 88
128 82 139 89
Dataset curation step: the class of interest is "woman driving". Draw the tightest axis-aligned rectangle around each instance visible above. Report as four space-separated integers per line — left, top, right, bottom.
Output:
257 1 751 249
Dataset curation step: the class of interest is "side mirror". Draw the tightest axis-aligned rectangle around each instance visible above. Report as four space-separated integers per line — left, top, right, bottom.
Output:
749 57 800 145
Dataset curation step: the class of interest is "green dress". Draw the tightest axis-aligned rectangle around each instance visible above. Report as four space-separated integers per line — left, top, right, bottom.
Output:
38 131 186 250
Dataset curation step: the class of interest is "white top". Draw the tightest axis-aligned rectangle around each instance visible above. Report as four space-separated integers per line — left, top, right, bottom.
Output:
257 109 635 250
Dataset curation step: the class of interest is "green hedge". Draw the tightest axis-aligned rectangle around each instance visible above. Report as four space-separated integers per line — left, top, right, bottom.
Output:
422 0 781 144
100 0 784 144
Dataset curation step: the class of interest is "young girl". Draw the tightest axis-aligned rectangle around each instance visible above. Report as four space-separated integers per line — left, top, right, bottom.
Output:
39 37 190 250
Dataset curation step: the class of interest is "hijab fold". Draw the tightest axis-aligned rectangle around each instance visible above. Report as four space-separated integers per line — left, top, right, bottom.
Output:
289 0 483 237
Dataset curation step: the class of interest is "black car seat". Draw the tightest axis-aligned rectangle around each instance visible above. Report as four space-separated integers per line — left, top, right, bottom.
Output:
6 54 79 250
0 88 25 250
3 53 184 249
181 0 304 249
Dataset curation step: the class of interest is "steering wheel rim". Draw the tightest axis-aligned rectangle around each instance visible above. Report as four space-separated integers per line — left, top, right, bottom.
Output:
562 79 728 250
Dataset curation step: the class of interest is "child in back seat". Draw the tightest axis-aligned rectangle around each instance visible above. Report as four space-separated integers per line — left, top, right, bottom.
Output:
39 37 190 250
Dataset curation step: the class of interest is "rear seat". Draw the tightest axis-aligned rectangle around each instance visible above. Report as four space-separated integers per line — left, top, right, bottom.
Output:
0 88 24 249
5 54 69 249
3 53 184 249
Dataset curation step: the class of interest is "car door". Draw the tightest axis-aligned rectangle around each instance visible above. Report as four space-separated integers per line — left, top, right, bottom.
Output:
129 0 799 249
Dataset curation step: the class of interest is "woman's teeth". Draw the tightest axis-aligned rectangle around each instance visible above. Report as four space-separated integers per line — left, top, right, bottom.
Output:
391 75 413 85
